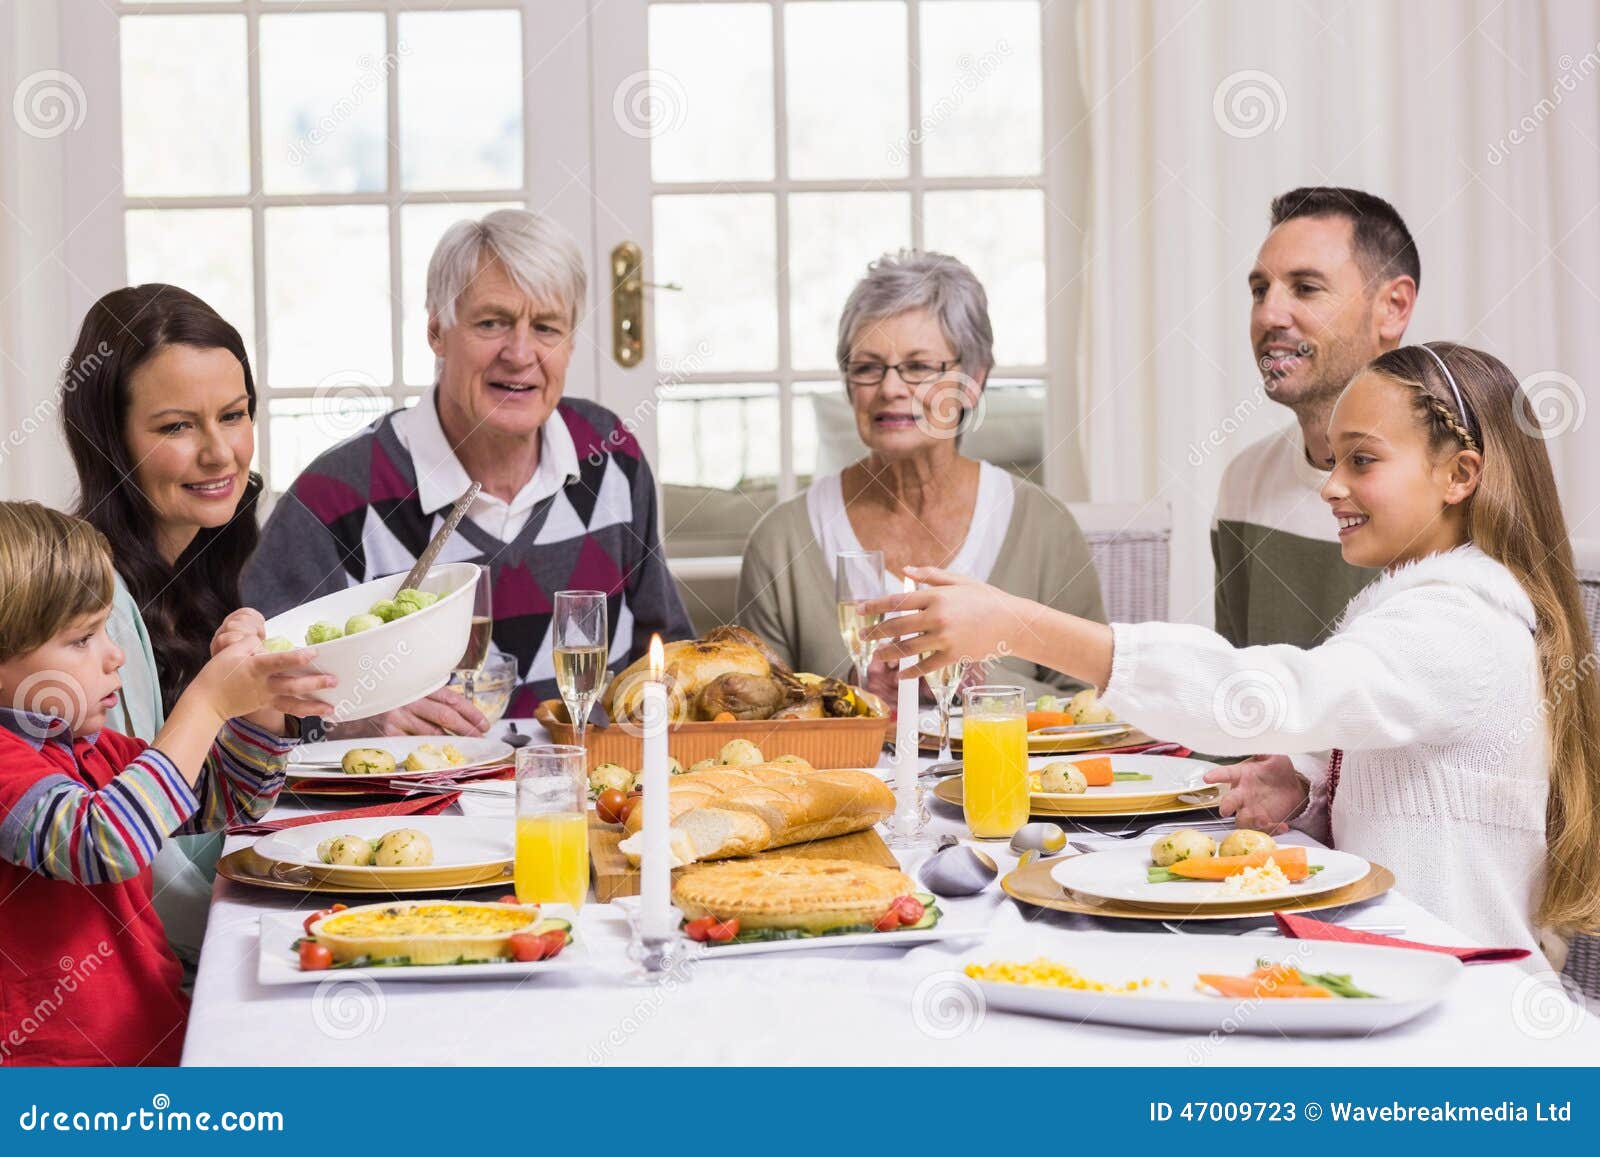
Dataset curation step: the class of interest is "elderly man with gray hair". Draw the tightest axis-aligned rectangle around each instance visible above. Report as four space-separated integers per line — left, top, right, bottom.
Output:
245 208 691 735
736 249 1103 702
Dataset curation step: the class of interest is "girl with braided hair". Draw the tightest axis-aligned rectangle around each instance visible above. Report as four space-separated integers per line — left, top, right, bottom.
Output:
862 342 1600 965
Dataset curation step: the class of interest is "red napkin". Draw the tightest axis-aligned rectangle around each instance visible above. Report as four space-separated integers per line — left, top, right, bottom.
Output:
227 792 462 836
1273 910 1532 964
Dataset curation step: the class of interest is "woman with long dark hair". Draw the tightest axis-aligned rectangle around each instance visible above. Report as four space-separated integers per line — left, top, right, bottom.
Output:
60 283 330 969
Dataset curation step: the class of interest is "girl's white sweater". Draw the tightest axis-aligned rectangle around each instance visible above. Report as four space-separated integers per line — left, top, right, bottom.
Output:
1101 545 1549 959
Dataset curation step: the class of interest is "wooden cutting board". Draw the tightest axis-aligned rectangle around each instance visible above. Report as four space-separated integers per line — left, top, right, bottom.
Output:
588 813 900 902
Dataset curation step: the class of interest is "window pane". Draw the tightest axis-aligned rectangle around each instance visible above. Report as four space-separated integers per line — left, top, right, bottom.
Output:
260 12 388 195
121 15 248 196
398 11 523 191
400 201 522 386
264 206 392 388
788 192 911 371
124 209 256 358
922 189 1045 365
653 194 777 373
656 384 780 492
785 2 908 179
792 382 846 483
268 394 411 497
646 3 773 182
919 1 1042 177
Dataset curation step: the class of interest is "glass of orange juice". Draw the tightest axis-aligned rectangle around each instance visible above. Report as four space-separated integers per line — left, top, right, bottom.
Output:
514 744 589 909
961 685 1029 840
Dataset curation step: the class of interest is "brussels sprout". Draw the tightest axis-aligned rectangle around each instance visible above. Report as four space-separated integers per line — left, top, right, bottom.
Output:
372 828 434 867
1150 829 1218 868
1033 695 1062 714
321 835 374 866
718 739 764 766
369 599 404 623
394 588 440 612
1038 761 1087 794
344 612 383 636
304 621 343 645
262 636 294 653
1219 829 1277 858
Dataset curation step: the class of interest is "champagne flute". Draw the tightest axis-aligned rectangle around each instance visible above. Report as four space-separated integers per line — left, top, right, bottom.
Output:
553 590 608 750
922 653 971 763
835 550 885 687
455 564 493 671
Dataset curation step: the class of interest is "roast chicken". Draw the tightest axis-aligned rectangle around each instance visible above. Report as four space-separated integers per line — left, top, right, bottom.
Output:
603 625 886 725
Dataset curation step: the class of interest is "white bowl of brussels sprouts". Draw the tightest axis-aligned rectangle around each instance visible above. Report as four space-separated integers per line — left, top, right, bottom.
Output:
262 563 479 722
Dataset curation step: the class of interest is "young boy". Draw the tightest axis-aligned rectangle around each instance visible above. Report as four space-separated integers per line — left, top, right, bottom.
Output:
0 502 331 1066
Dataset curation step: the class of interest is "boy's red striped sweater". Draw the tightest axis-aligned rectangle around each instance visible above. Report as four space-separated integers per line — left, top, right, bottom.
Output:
0 709 290 1066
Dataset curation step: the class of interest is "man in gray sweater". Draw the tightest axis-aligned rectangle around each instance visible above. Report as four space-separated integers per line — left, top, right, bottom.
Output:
243 210 691 736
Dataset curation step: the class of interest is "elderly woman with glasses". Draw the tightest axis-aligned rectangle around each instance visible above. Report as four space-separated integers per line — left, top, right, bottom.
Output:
736 250 1104 700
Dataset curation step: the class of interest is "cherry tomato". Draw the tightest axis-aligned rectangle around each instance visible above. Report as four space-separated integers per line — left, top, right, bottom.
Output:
499 894 522 905
705 919 740 943
618 793 643 826
684 916 717 942
298 941 333 971
302 909 330 936
891 896 926 926
595 788 628 825
873 909 903 933
537 929 569 959
507 932 548 962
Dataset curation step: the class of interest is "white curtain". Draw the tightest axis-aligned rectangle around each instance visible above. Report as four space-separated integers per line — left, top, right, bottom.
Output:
1076 0 1600 622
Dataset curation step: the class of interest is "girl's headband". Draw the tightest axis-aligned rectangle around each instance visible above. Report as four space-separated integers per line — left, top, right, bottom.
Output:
1418 345 1478 442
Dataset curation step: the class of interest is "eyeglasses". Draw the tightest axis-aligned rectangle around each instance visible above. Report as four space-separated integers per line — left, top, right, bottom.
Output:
844 359 958 387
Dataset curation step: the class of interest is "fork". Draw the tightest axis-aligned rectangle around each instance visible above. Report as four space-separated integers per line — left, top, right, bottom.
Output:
1160 920 1407 938
1069 817 1234 841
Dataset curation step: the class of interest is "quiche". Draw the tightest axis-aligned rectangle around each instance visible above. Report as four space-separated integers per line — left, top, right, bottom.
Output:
672 857 916 934
308 900 563 966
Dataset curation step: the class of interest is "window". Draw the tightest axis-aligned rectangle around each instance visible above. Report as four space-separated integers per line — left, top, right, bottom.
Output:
118 2 529 498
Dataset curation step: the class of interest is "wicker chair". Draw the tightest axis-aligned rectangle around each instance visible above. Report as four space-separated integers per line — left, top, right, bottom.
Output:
1564 545 1600 1000
1066 502 1171 625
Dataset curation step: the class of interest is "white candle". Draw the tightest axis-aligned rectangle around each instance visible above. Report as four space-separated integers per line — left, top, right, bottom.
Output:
895 575 919 806
640 635 672 940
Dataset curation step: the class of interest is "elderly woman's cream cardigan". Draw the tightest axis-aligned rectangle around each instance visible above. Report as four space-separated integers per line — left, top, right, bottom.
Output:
1102 545 1551 961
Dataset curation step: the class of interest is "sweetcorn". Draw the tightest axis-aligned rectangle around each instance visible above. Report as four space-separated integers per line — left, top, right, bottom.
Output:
964 958 1160 992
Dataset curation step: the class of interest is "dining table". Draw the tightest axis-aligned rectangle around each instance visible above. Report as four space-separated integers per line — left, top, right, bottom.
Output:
181 721 1600 1066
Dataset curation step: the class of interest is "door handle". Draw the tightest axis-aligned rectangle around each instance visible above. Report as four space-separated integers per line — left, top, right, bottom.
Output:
611 241 645 368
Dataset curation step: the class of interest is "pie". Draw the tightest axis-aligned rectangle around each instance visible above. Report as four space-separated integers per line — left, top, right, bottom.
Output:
308 900 554 966
672 857 916 934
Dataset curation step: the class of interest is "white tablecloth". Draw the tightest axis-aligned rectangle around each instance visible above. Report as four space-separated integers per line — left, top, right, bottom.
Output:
181 726 1599 1065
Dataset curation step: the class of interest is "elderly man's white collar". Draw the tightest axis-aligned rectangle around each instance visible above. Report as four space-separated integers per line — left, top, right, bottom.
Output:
394 387 581 518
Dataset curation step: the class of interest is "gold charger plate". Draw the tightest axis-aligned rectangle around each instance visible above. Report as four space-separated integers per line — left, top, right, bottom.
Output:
932 774 1225 818
217 846 513 896
1002 854 1396 921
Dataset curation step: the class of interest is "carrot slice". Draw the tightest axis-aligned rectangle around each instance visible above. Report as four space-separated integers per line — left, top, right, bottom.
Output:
1072 757 1114 787
1168 846 1309 881
1198 973 1333 999
1026 711 1074 731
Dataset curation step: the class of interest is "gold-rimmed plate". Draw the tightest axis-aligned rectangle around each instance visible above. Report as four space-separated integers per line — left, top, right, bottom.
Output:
249 816 512 890
932 772 1226 818
922 718 1136 754
218 846 514 896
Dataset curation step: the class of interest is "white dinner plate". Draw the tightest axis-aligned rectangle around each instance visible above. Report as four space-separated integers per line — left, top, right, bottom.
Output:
930 715 1134 753
915 931 1462 1036
288 736 513 779
253 815 511 877
1049 843 1370 907
256 907 585 986
1027 753 1215 804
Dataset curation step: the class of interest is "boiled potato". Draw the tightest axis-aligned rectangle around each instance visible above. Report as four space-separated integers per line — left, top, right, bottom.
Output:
321 835 374 866
667 757 686 776
588 762 634 795
1066 687 1116 725
719 739 764 766
1150 829 1217 867
372 828 434 867
1038 761 1087 794
1219 829 1276 858
403 743 465 772
771 754 814 772
341 747 397 776
688 757 721 774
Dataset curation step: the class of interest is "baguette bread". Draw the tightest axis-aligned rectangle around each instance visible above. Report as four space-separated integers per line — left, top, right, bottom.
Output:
620 762 894 863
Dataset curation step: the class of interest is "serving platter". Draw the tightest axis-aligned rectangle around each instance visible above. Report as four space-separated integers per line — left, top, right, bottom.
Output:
919 931 1461 1035
288 736 513 777
1001 854 1395 921
256 906 586 986
1049 844 1371 908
